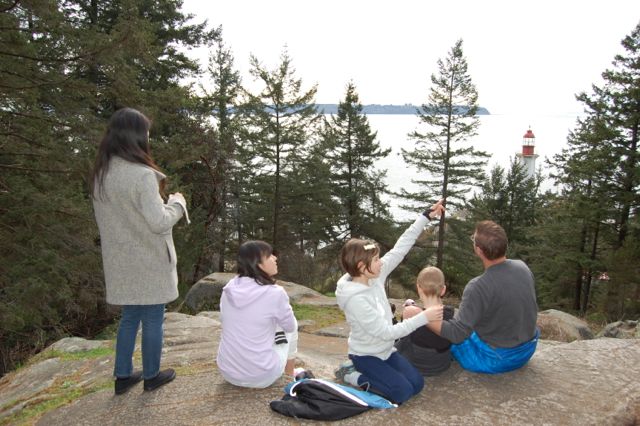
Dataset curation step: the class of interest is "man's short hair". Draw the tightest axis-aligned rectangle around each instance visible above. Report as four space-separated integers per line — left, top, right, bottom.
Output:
416 266 445 297
474 220 508 260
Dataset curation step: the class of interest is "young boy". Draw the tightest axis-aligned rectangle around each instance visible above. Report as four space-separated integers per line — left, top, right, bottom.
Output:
394 266 455 376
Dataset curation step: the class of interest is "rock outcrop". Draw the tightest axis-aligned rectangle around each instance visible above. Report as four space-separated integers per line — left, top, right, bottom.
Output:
597 319 640 339
184 272 336 312
2 310 639 425
536 308 595 342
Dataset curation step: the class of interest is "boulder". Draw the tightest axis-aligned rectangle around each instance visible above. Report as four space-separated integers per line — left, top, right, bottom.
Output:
273 278 336 305
46 337 108 353
537 309 594 342
597 319 639 339
183 272 234 312
184 273 336 313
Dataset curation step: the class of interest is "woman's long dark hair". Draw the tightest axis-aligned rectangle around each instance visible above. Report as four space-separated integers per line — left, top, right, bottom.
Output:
90 107 164 199
237 240 276 285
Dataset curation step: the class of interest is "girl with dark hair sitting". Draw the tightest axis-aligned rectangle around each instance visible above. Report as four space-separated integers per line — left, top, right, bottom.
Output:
217 241 299 388
91 107 189 395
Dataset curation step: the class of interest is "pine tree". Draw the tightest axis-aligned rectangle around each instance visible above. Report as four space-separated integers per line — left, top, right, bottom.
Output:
401 39 489 269
322 82 392 239
560 22 640 319
468 159 540 253
240 49 321 247
0 0 215 373
189 29 243 278
547 115 614 313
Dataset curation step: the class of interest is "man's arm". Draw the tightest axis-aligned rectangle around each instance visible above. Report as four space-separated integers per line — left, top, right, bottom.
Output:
438 283 485 344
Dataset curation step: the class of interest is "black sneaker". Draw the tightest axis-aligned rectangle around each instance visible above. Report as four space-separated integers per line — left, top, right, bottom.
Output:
115 371 143 395
143 368 176 392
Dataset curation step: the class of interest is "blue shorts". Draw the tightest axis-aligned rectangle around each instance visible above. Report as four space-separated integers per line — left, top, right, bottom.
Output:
451 329 539 374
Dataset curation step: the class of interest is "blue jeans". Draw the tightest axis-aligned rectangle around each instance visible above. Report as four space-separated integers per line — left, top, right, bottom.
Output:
114 304 165 380
350 352 424 404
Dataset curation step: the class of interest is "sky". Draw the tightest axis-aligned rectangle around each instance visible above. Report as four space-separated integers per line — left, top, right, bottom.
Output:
180 0 640 116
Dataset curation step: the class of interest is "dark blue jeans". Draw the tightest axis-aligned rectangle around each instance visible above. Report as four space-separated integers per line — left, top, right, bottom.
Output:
114 304 165 380
350 351 424 404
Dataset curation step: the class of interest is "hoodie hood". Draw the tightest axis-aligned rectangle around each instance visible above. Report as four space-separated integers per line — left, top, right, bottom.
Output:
222 275 275 309
335 273 371 310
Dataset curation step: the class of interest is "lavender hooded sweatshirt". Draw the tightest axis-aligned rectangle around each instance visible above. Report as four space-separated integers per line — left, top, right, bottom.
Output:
217 276 297 384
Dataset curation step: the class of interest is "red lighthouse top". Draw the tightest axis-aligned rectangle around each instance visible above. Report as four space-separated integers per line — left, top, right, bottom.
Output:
522 128 535 155
523 129 535 140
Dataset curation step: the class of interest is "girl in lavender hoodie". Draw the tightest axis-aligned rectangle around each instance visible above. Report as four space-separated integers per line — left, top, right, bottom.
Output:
217 241 298 388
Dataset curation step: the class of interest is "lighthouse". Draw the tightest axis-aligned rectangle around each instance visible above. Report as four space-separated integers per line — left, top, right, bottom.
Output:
516 128 538 179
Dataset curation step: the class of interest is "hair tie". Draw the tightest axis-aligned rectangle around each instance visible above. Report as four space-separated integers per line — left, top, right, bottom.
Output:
363 243 376 251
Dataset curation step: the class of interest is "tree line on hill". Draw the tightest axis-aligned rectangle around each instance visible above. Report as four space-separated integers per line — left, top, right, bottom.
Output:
314 104 491 115
0 1 638 375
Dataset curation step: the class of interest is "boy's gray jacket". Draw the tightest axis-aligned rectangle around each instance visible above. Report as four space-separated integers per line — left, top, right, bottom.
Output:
335 215 431 360
93 156 185 305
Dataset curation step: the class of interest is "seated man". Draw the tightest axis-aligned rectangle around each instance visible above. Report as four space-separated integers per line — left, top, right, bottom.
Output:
427 220 539 374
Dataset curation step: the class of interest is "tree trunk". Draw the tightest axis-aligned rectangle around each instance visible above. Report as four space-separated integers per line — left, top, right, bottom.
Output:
436 212 446 269
273 116 281 246
347 120 354 238
582 221 599 313
217 185 228 272
574 220 588 311
615 119 638 249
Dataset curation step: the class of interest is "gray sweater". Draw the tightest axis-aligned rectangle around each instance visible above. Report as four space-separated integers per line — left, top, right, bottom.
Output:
441 259 538 348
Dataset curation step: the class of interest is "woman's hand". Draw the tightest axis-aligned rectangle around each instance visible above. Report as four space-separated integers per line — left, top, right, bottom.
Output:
168 192 186 206
423 199 445 220
423 305 443 322
428 199 445 220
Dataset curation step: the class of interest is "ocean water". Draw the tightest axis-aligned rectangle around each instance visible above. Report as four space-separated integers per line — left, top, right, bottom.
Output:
365 113 582 220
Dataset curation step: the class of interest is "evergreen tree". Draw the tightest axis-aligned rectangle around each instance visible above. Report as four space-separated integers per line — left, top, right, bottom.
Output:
401 39 489 269
276 141 340 284
187 29 243 279
0 0 215 373
547 115 614 313
323 82 392 239
468 159 540 254
555 22 640 319
240 49 321 247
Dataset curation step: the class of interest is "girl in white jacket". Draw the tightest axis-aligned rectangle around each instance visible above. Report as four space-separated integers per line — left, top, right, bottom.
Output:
335 201 444 404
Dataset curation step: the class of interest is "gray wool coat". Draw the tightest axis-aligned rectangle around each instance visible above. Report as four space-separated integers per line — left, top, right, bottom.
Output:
93 156 185 305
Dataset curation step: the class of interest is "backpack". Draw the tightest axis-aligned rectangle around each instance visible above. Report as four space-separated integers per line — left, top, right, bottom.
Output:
270 378 396 421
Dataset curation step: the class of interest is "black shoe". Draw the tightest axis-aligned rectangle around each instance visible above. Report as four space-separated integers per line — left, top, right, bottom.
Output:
143 368 176 391
115 371 143 395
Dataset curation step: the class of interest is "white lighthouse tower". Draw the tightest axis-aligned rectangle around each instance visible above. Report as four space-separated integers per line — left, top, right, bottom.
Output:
516 128 538 179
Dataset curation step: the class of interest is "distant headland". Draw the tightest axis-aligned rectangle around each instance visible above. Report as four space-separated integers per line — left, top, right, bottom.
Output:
315 104 491 115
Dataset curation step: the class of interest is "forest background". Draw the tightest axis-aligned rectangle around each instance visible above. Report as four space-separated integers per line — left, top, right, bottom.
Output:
1 1 638 376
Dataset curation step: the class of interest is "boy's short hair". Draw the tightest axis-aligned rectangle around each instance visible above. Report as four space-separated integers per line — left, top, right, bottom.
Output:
340 238 380 277
416 266 445 296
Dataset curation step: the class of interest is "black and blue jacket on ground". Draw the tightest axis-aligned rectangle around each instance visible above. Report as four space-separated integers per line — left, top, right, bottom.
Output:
270 378 396 420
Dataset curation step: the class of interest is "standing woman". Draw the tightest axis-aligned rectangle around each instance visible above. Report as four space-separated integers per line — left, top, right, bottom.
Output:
91 108 188 394
217 241 298 388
